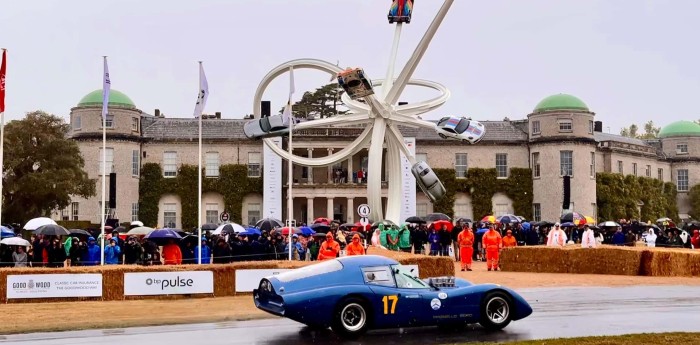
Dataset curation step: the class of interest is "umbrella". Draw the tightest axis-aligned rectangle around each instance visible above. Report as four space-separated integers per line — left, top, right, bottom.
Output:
130 221 144 228
68 229 92 238
599 221 620 228
455 217 472 224
144 228 182 245
310 223 330 233
279 227 302 236
497 214 520 224
656 217 673 223
23 217 57 231
560 212 584 224
348 231 366 239
425 213 450 222
113 226 127 234
313 217 331 225
256 218 284 231
127 226 155 236
213 223 246 235
430 219 453 231
481 215 498 224
299 226 315 236
354 222 372 232
560 222 576 228
584 216 596 225
476 228 489 235
521 222 531 231
339 223 358 230
0 237 30 246
404 216 426 224
240 227 262 236
1 226 15 238
201 223 218 231
35 224 70 236
313 233 329 239
371 220 397 229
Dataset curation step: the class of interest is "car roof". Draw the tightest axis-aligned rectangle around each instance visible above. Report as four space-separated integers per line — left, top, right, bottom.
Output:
336 255 399 269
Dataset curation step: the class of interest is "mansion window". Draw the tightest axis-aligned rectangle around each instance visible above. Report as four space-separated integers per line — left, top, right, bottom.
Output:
633 163 638 176
73 115 81 131
103 115 114 128
163 203 177 228
589 120 594 134
657 168 664 181
416 203 428 217
589 152 595 178
247 203 261 225
531 121 540 135
206 152 220 177
99 148 114 175
455 153 468 178
532 152 540 178
558 120 573 133
617 160 623 174
206 203 219 224
677 144 688 154
677 169 689 192
163 151 178 177
645 165 651 177
248 152 261 177
495 153 508 178
132 117 139 132
131 203 139 222
71 202 79 221
533 203 541 222
132 150 140 176
560 151 573 176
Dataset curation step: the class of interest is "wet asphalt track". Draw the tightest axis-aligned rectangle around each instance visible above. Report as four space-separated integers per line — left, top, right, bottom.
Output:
2 285 700 345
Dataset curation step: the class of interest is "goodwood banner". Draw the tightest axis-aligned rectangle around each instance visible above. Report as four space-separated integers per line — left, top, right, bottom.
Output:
6 274 103 299
124 271 214 296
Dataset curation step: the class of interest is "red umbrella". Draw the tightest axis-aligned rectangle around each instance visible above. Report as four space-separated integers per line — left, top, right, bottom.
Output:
279 227 301 236
431 220 453 232
354 222 371 232
314 217 331 225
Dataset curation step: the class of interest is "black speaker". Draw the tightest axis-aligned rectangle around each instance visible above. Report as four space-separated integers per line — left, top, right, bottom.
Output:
106 218 119 229
109 173 117 209
261 101 271 117
562 175 571 210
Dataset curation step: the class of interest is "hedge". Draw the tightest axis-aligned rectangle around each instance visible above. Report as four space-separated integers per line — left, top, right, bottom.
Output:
596 172 678 221
139 163 263 229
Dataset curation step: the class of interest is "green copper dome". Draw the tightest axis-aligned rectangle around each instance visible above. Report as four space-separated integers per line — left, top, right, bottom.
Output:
77 89 136 109
533 94 589 113
658 121 700 138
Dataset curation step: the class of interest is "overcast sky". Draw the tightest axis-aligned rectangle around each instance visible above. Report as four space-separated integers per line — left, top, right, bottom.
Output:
1 0 698 133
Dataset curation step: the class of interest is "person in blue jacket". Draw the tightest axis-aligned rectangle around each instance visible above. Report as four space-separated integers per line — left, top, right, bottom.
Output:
612 227 626 246
195 237 211 264
104 238 121 264
82 237 101 266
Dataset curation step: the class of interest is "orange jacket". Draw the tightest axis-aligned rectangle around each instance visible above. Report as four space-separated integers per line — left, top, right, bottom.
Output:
346 242 365 256
318 239 340 260
482 230 502 250
502 235 517 248
457 230 474 248
162 244 182 265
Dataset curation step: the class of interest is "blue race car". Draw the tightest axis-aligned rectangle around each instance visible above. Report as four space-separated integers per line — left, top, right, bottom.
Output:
253 255 532 338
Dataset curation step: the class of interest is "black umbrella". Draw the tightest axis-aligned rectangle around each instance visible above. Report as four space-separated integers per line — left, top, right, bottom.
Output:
339 223 359 230
310 223 331 233
371 220 397 229
404 216 426 224
348 231 366 239
425 213 450 222
455 217 472 224
256 218 284 231
144 228 183 246
313 233 329 239
201 223 218 231
35 224 70 236
68 229 92 238
114 226 127 234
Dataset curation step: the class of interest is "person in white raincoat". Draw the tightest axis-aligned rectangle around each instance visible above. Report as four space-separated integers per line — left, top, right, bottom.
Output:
547 223 567 247
581 225 597 248
646 229 657 247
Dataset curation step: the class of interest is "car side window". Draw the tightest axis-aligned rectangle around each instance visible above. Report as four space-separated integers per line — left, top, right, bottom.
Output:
362 266 396 287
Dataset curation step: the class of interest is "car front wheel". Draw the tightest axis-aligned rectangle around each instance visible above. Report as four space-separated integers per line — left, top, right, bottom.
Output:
479 292 513 331
438 133 447 139
331 298 369 338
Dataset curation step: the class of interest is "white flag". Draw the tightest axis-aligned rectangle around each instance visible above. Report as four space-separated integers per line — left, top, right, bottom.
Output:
102 57 111 119
193 62 209 117
282 67 295 126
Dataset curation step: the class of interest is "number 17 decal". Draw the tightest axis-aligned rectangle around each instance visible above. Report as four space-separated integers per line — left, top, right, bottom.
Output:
382 295 398 314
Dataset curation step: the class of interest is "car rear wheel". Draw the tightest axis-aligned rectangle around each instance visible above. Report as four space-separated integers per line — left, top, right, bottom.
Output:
479 292 513 331
331 298 369 338
438 133 447 139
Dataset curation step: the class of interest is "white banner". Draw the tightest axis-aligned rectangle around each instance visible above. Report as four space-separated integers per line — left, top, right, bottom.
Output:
235 269 292 292
7 274 102 299
263 137 283 221
124 271 213 296
400 137 417 223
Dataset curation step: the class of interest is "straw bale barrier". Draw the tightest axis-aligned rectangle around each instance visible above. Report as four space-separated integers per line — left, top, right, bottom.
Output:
501 245 700 277
0 250 449 303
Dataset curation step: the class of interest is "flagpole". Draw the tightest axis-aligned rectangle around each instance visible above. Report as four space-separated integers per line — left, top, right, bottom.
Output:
197 61 203 265
287 67 294 261
100 56 109 266
0 49 6 228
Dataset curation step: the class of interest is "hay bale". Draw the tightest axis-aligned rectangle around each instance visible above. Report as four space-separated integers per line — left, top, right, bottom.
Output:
567 247 642 276
644 249 700 277
500 247 569 273
365 247 454 278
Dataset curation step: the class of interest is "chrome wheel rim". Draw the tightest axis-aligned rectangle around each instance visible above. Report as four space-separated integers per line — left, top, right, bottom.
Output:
341 303 366 332
485 297 510 324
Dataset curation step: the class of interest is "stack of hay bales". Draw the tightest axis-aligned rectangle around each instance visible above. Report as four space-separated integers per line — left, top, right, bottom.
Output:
567 247 642 275
500 247 568 273
366 247 454 278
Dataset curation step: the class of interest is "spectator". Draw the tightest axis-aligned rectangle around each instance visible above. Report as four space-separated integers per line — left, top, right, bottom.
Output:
691 230 700 249
317 232 340 260
482 223 503 271
82 237 101 265
386 226 399 251
285 235 305 260
428 228 440 256
104 238 121 265
378 224 389 248
143 241 163 265
398 225 412 253
612 228 626 246
163 239 183 265
123 236 144 265
69 238 84 266
48 239 66 267
438 225 452 257
502 230 517 248
547 224 567 247
625 230 636 247
213 238 232 264
195 238 211 264
345 234 365 256
581 225 597 248
457 225 474 271
13 246 28 267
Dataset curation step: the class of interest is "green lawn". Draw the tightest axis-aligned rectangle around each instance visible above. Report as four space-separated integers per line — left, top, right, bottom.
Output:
453 333 699 345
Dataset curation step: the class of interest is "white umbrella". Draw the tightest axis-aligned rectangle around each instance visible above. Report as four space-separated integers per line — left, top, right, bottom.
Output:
213 223 246 235
599 221 620 227
23 217 57 231
1 237 30 246
126 226 155 236
130 221 144 227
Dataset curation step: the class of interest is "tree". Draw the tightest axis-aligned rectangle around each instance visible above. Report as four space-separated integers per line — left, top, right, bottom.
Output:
620 124 638 138
619 121 660 139
2 111 95 223
279 83 350 119
690 184 700 220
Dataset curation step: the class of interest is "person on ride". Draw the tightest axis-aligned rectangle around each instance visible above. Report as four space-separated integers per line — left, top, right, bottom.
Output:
317 232 340 260
482 223 502 271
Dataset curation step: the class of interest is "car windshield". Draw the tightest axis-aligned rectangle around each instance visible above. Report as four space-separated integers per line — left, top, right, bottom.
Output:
275 259 343 283
391 264 429 289
455 119 470 134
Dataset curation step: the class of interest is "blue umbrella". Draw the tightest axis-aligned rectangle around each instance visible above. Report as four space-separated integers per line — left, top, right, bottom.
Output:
521 222 531 231
0 226 15 238
240 227 262 236
561 222 576 228
144 228 182 245
476 228 489 235
498 214 521 224
299 226 315 236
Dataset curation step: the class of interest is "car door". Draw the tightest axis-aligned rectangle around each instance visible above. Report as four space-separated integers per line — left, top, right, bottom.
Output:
361 266 427 328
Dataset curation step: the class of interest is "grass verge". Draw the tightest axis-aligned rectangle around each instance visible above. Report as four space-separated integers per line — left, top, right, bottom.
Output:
455 333 700 345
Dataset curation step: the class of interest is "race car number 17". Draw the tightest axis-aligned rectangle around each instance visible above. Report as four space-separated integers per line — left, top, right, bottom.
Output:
382 295 398 314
